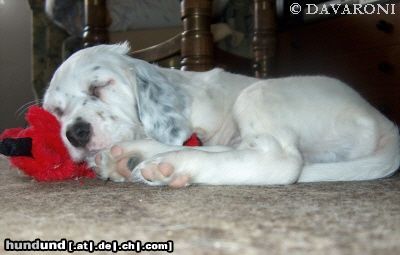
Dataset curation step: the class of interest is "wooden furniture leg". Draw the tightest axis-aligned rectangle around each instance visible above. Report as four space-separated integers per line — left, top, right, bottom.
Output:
83 0 110 48
181 0 214 71
252 0 277 78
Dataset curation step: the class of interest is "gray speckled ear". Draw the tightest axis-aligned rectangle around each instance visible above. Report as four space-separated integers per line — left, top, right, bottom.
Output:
134 62 192 145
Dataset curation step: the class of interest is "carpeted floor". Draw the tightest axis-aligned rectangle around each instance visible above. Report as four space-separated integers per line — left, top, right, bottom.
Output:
0 157 399 255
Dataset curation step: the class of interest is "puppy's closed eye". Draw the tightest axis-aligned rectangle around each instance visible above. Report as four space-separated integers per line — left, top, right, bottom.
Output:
88 79 115 99
89 84 102 98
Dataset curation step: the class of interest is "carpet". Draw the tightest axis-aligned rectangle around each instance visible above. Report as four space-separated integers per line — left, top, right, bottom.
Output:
0 157 399 255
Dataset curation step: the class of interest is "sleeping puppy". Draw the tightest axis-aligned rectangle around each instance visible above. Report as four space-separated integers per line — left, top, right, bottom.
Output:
43 43 400 187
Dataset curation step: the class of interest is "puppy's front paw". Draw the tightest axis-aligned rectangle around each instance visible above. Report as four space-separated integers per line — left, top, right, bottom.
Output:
132 154 191 188
95 145 143 182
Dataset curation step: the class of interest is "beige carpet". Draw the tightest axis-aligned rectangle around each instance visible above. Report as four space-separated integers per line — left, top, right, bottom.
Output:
0 157 399 255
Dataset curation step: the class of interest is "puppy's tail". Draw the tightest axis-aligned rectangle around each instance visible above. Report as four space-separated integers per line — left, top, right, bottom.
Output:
298 125 400 182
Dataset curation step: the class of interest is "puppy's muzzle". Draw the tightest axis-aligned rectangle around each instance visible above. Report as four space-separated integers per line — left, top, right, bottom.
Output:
66 120 92 148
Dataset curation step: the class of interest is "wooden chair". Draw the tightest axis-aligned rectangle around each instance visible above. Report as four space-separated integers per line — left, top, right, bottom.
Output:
82 0 277 78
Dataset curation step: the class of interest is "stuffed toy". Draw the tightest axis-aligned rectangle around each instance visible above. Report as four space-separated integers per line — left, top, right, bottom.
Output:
0 106 95 181
0 106 201 182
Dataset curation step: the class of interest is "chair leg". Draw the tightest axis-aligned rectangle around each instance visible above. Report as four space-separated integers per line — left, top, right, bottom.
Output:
252 0 277 78
181 0 214 71
83 0 110 48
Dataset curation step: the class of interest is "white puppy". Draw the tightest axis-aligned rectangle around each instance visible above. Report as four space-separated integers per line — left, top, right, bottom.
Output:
43 43 399 187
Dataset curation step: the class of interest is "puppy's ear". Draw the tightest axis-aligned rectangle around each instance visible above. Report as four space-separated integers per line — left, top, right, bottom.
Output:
133 61 192 145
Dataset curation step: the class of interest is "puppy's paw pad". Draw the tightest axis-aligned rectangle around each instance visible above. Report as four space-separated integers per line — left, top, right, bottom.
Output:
110 145 123 158
127 155 142 170
138 160 174 182
169 175 191 188
94 147 143 182
158 162 174 177
132 158 191 188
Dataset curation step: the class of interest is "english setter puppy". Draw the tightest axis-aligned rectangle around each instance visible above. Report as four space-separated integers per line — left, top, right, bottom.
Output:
43 43 400 187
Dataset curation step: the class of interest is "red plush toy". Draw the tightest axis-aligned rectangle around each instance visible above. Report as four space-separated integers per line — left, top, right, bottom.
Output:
0 106 95 181
0 106 202 182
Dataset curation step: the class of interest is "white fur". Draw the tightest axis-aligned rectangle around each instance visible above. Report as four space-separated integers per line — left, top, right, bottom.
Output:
43 43 400 185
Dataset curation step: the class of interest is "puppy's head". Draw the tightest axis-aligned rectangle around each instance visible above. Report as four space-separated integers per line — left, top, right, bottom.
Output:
43 43 191 163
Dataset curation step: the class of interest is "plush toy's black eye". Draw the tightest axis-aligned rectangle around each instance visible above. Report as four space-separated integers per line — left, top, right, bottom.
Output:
54 107 64 117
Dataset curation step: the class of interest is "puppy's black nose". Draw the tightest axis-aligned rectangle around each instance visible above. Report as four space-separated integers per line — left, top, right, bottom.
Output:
66 120 92 148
